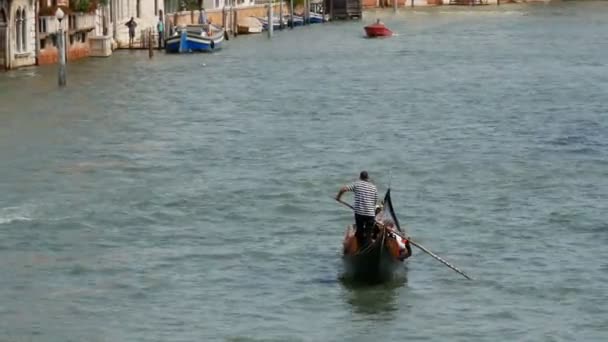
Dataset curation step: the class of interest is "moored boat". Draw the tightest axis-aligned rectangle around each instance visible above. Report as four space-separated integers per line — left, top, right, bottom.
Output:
165 24 225 53
308 12 328 24
341 189 412 282
237 17 263 34
285 14 304 27
257 16 287 31
364 20 393 38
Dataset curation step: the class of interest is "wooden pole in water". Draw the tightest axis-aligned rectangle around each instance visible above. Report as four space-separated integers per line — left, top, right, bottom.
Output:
290 0 295 28
329 0 334 21
234 7 238 37
222 6 226 30
308 0 312 24
411 0 414 7
279 0 284 29
393 0 397 12
148 29 154 58
233 0 237 36
227 3 231 36
268 1 273 38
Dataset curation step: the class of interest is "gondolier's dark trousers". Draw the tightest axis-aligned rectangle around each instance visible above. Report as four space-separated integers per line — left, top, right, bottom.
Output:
354 214 375 247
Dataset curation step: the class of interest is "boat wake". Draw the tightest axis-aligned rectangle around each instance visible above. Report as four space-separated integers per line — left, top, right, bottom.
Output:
0 206 33 225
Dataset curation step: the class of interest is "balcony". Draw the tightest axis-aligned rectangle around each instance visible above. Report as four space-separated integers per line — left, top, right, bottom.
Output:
74 13 96 31
38 16 68 35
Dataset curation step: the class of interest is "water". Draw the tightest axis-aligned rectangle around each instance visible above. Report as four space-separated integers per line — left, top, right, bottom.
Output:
1 2 608 341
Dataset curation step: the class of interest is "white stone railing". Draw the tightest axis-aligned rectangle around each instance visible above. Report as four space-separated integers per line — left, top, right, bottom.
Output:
75 13 96 30
39 16 69 34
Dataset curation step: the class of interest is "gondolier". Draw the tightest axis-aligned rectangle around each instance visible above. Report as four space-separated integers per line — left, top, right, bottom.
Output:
336 171 378 247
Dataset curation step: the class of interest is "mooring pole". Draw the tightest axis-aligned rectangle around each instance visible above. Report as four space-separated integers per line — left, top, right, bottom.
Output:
268 1 273 38
148 29 154 58
279 0 284 29
290 0 294 28
233 6 238 37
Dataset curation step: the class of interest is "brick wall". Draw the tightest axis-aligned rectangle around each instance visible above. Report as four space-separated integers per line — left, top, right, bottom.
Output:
38 42 90 65
168 5 287 27
38 47 59 65
68 42 90 60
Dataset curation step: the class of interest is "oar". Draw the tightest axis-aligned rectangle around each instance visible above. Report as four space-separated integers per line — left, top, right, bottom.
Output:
406 238 473 280
334 198 473 280
335 198 354 211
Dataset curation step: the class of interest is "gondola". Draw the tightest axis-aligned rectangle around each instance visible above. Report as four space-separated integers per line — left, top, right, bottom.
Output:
341 189 412 282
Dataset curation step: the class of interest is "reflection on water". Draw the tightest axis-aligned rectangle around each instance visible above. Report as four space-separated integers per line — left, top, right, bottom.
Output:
340 272 407 319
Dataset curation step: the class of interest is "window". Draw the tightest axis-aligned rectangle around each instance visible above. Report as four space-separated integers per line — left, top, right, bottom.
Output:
38 17 47 33
14 7 27 53
69 15 75 31
15 8 21 52
21 8 26 51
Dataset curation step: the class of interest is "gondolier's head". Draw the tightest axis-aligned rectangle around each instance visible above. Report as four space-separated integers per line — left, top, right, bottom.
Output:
359 171 369 181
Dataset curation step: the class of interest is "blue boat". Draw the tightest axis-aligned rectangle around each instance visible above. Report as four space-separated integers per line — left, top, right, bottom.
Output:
165 24 225 53
309 12 328 24
286 15 304 27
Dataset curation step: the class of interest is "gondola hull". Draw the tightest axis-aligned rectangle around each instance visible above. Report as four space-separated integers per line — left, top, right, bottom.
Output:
342 225 409 282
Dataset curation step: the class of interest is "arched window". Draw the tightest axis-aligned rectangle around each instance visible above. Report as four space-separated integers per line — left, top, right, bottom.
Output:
20 8 26 52
15 7 21 52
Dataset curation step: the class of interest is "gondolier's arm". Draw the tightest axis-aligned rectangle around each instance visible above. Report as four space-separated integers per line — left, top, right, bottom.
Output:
335 186 349 201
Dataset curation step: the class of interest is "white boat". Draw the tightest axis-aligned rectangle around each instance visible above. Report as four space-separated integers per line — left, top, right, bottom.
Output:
237 17 263 34
257 16 287 30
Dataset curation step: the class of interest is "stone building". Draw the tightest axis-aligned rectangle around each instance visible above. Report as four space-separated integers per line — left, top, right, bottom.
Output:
1 0 36 69
108 0 164 48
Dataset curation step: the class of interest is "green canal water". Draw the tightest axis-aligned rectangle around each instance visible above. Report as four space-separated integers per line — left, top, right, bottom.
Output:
1 2 608 341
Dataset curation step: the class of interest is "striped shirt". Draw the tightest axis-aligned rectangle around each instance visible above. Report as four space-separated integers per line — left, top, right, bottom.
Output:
346 180 378 216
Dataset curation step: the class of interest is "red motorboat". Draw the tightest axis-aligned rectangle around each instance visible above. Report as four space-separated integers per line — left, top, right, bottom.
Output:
364 20 393 38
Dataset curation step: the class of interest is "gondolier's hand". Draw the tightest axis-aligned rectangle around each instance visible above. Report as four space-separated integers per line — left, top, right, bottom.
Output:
336 186 348 202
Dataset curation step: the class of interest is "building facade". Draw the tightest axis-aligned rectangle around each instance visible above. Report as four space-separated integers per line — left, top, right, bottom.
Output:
37 0 103 65
1 0 37 69
0 0 7 69
109 0 164 47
